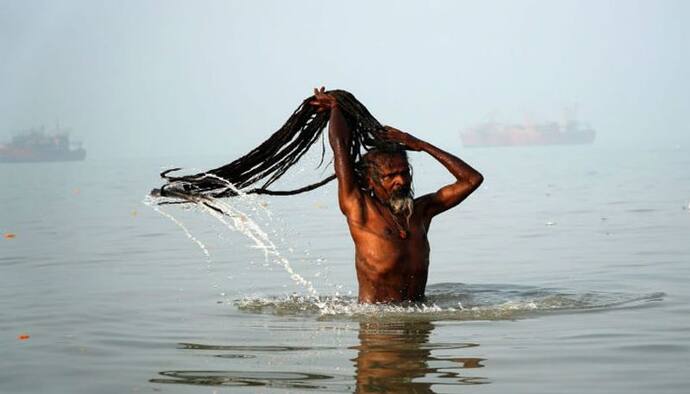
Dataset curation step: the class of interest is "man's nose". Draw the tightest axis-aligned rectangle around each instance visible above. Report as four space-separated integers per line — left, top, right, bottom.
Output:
392 175 405 188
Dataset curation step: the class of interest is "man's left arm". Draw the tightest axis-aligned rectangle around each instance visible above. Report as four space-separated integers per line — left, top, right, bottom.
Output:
384 126 484 219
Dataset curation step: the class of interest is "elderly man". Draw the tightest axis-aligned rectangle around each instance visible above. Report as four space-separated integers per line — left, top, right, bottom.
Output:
309 87 483 303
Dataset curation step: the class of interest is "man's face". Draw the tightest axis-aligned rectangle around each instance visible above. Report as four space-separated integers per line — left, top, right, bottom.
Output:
368 154 413 212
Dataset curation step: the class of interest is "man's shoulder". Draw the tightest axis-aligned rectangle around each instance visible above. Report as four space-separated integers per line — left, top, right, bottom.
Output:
412 193 442 226
344 195 385 224
413 193 436 211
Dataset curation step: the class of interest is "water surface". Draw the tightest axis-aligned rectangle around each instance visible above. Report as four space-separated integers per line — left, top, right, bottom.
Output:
2 146 689 393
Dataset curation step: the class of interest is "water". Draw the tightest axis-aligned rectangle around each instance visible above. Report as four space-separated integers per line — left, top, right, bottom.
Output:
2 146 689 393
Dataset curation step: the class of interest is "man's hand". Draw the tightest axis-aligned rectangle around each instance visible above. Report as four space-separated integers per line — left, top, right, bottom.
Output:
309 86 337 112
383 126 425 151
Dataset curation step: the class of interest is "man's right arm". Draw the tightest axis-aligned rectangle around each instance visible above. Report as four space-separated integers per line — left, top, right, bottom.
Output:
311 88 363 218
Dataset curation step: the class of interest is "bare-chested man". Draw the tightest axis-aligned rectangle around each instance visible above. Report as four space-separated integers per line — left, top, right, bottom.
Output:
310 87 483 304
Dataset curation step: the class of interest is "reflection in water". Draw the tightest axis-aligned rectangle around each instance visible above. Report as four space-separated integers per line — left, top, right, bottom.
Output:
150 370 338 389
150 321 489 391
177 342 329 352
150 344 350 390
352 321 488 393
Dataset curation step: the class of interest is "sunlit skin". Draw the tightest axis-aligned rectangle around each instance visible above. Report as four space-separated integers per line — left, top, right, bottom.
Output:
310 87 483 303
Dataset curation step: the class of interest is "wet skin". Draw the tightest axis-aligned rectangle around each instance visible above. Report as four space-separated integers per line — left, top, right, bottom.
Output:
310 87 483 303
348 155 431 302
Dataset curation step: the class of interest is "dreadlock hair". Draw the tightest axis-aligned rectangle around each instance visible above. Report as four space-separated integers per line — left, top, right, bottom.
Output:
153 89 406 205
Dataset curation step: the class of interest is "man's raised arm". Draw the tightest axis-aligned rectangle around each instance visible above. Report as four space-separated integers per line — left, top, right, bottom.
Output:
310 87 362 217
383 126 483 219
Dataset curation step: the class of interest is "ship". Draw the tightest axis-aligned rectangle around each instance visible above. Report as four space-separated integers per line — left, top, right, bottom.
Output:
460 110 596 147
0 126 86 163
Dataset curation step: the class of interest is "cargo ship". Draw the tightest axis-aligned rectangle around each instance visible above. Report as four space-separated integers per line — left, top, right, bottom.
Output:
461 118 596 148
0 126 86 163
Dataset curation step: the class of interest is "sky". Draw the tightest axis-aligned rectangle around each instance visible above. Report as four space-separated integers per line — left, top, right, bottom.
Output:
0 0 688 159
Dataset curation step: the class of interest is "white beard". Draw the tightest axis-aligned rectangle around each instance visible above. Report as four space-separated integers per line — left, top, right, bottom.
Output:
389 195 414 224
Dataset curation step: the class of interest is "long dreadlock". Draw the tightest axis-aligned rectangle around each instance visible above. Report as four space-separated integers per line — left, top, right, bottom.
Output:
152 89 402 205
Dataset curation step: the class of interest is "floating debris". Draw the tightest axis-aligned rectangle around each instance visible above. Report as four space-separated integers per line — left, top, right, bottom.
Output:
4 233 16 239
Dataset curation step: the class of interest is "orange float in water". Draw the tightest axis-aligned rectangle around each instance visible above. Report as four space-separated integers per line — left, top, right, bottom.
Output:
4 233 16 239
18 334 30 340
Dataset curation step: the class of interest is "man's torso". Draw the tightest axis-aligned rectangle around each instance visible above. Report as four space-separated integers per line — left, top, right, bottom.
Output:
346 195 431 303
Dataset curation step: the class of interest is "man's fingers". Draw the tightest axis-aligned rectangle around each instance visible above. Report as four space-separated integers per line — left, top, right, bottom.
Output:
310 87 334 111
309 100 325 109
308 100 330 113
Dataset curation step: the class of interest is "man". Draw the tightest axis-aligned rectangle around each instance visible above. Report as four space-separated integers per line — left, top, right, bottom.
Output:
310 87 483 303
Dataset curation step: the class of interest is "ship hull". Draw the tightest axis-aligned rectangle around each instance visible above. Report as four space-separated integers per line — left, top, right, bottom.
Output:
461 129 595 147
0 148 86 163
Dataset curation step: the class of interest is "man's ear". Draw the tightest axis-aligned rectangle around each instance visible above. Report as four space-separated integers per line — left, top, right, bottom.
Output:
367 175 377 191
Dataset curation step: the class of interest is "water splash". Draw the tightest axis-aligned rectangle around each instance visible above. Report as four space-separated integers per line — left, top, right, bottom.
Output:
234 283 665 321
145 174 319 298
144 195 211 263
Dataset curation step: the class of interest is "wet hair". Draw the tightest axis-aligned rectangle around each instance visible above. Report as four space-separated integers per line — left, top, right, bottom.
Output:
154 90 404 205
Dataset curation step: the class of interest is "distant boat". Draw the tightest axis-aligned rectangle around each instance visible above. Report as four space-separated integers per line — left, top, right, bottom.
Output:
0 126 86 163
461 112 596 147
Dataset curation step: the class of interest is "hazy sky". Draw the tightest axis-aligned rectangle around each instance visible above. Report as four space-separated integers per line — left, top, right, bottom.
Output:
1 0 688 158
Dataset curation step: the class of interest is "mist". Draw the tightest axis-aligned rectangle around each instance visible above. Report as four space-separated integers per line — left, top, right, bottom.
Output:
1 0 688 160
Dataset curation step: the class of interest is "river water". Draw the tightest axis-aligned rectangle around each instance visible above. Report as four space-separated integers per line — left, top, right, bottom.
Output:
2 145 689 393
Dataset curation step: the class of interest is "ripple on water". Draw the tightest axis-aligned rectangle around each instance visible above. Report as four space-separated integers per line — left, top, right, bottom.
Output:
178 343 336 352
150 370 351 390
233 283 665 322
155 331 488 390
